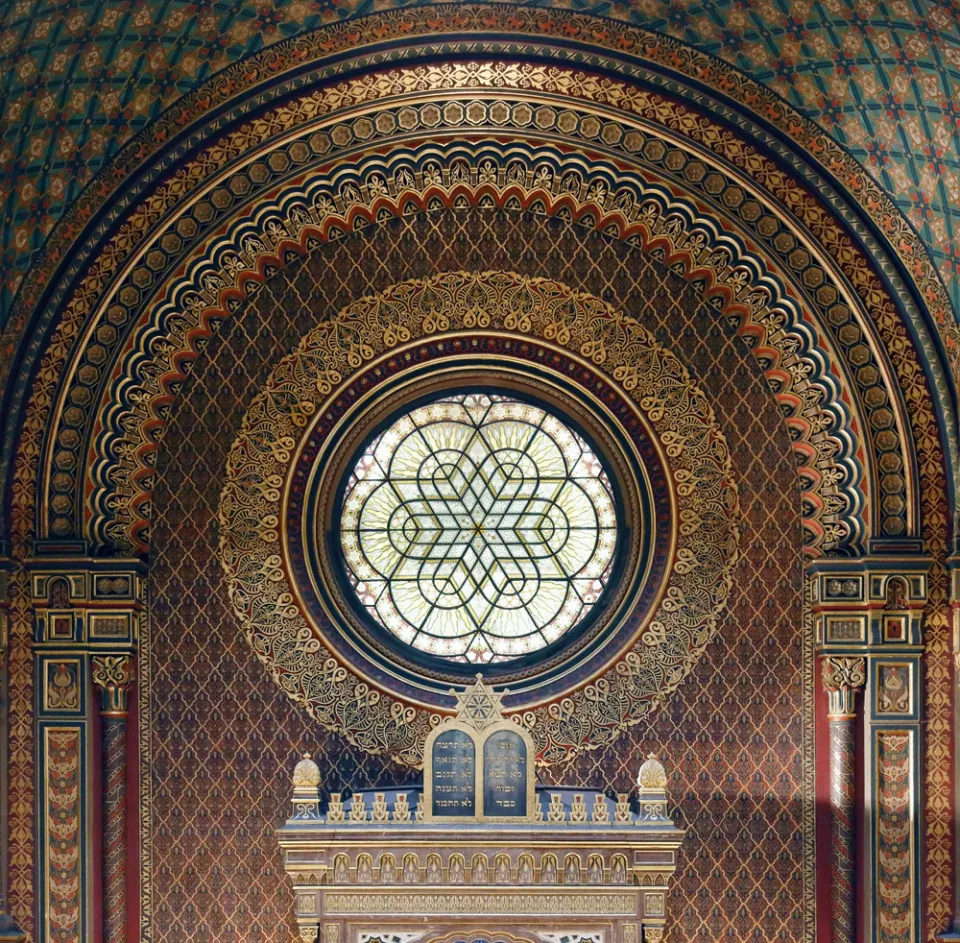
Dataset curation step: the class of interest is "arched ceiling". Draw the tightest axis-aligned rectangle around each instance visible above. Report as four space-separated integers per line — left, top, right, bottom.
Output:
0 2 957 558
2 0 960 330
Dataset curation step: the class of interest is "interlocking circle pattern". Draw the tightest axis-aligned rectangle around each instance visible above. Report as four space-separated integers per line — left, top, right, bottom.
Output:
339 394 618 664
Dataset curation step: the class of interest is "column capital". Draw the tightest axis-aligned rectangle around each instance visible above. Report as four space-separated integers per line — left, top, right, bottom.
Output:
92 655 134 717
821 655 866 719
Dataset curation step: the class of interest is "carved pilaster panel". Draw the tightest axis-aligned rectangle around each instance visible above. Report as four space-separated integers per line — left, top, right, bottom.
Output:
39 725 89 943
874 730 917 943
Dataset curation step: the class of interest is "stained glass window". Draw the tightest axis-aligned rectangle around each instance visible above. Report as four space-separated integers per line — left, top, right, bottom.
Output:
339 393 618 664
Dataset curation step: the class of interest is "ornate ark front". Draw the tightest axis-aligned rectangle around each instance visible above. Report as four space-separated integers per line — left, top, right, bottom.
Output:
277 679 684 943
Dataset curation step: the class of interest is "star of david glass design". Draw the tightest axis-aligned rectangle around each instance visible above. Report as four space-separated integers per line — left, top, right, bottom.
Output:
339 393 618 664
453 675 505 729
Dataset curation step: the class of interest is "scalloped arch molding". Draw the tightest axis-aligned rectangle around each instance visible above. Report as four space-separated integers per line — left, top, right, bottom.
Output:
0 4 958 558
1 0 960 325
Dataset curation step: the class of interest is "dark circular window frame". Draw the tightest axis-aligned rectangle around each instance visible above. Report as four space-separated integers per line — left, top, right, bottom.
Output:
330 384 629 676
285 349 673 705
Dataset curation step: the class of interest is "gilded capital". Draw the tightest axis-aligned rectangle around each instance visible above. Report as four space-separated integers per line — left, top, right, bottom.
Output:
92 654 134 716
821 656 865 719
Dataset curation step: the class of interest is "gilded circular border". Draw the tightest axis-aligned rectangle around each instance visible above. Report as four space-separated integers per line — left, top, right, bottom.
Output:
290 359 667 701
218 270 740 765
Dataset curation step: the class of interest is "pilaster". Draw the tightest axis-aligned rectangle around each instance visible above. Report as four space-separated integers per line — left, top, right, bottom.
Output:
0 556 26 943
27 548 143 943
938 555 960 941
810 554 929 943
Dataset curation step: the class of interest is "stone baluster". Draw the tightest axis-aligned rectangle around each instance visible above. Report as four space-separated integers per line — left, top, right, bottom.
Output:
92 655 134 943
821 655 865 943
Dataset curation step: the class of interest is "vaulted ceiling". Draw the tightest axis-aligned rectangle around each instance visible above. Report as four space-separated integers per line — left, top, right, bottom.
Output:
2 0 960 335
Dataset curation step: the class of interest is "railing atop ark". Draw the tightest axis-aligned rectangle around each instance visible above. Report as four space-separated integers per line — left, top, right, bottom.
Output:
278 677 685 943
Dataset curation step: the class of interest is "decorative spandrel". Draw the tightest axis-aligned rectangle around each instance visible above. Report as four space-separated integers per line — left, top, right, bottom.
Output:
483 729 528 818
431 729 476 817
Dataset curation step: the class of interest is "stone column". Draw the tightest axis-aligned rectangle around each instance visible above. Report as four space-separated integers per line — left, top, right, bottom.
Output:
821 655 865 943
93 655 133 943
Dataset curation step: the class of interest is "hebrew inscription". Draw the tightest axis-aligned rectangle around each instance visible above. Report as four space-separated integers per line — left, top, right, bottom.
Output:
431 729 476 817
484 729 527 818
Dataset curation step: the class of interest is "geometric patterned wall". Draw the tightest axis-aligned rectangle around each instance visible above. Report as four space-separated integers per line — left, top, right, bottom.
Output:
147 207 810 941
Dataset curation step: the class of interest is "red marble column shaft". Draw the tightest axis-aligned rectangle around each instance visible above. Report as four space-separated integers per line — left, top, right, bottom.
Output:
822 656 865 943
92 655 133 943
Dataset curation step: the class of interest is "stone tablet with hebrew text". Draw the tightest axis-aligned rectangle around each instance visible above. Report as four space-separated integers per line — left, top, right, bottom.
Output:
431 728 476 817
483 729 527 818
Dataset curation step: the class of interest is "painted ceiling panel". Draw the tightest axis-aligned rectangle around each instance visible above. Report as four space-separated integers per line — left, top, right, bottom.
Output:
2 0 960 333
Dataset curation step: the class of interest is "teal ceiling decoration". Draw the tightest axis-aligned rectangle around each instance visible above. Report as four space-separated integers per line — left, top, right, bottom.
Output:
1 0 960 334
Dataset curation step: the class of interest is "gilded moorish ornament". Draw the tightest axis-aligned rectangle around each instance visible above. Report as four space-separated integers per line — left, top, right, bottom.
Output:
24 54 943 558
0 9 954 943
219 271 739 765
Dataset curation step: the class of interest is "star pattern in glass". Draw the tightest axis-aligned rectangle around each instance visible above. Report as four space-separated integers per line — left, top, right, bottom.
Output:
339 393 618 664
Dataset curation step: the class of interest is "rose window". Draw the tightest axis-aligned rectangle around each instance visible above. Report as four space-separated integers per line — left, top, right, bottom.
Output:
339 393 618 664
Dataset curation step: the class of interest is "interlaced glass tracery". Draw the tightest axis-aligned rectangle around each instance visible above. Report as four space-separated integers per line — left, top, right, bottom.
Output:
339 393 618 664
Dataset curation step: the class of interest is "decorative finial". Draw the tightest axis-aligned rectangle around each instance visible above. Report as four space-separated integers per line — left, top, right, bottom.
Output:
450 673 508 731
636 752 670 823
292 752 321 789
637 753 667 790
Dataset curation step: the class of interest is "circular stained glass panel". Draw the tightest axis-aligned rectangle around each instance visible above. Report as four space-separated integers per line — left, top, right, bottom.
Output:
339 393 618 665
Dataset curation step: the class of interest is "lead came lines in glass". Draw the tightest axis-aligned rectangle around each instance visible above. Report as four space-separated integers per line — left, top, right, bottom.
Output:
339 393 618 664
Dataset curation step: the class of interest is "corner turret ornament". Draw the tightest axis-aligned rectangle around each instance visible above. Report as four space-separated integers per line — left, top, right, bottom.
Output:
277 676 685 943
637 754 667 790
290 752 322 821
636 754 671 823
293 752 321 788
